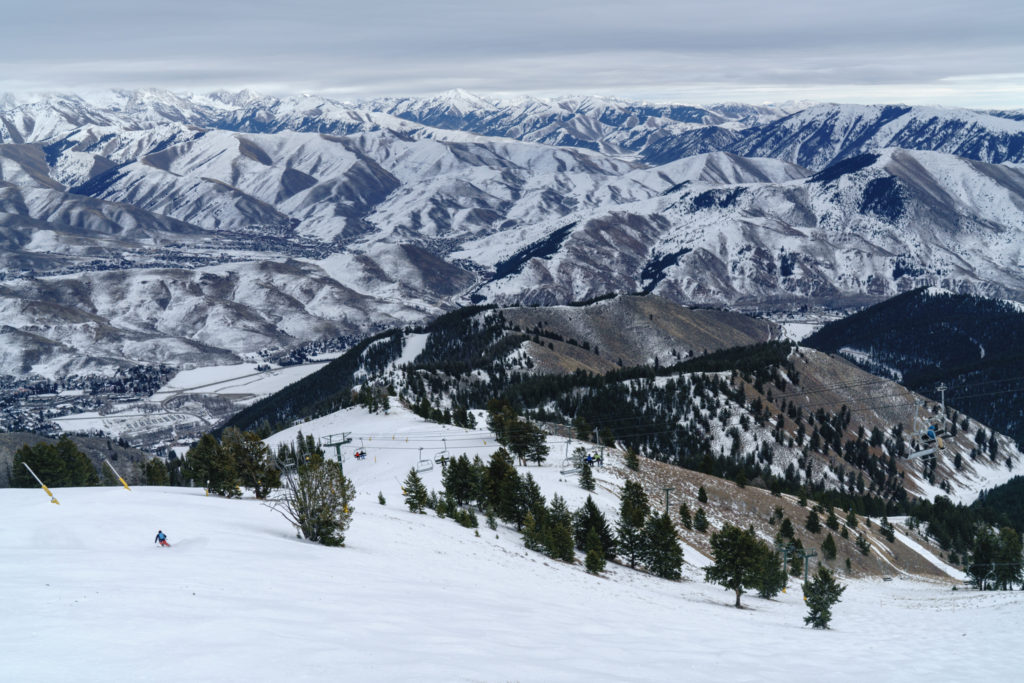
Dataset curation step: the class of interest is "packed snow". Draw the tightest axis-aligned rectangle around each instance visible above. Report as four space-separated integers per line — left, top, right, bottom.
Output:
5 404 1022 681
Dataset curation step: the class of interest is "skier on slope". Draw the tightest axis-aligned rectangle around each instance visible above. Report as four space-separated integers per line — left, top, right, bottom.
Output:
154 530 171 547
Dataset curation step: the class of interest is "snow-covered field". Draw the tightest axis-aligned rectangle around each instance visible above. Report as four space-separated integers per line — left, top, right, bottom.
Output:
152 361 333 400
5 405 1022 682
54 361 332 441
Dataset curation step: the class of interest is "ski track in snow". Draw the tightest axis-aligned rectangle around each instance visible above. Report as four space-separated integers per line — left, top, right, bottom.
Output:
4 405 1022 681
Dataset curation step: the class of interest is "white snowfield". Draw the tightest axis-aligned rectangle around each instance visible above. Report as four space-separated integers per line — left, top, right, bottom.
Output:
3 406 1022 682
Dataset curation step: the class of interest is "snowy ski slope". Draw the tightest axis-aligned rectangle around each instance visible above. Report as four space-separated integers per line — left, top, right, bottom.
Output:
3 405 1022 681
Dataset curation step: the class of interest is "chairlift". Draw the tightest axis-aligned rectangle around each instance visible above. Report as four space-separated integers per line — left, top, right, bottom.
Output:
416 446 433 473
912 389 950 448
434 437 450 466
902 397 949 461
559 441 584 475
353 438 369 460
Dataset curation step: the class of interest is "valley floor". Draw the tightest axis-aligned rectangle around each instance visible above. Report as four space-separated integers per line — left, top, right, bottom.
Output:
2 481 1021 682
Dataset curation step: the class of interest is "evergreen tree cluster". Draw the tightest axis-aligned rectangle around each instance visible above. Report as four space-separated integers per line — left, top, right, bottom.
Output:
184 427 282 498
486 400 549 466
966 526 1023 590
616 480 684 579
11 436 99 488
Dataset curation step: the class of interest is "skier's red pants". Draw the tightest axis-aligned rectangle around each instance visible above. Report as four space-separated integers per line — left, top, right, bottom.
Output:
159 540 170 547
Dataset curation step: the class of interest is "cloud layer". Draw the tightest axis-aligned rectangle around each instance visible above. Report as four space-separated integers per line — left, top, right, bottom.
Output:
5 0 1023 106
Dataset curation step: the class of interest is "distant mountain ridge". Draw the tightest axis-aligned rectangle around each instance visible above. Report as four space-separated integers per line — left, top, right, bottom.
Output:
2 89 1024 379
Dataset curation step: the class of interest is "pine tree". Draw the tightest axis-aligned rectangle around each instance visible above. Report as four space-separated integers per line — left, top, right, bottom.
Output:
780 517 795 540
846 509 859 529
144 458 169 486
548 519 576 563
574 495 617 559
485 448 518 521
679 502 693 530
222 428 279 499
454 507 478 529
523 510 544 551
805 510 822 534
579 460 595 491
803 566 846 629
585 527 606 574
402 467 429 513
184 433 239 497
512 473 546 532
856 534 871 556
755 547 788 599
616 480 650 569
641 513 684 580
968 527 998 589
54 436 99 486
546 494 576 562
625 448 640 472
267 451 354 547
442 454 475 506
789 538 805 576
694 507 709 533
994 527 1023 590
879 517 896 543
697 486 708 504
822 532 838 560
378 491 386 505
704 524 765 608
825 508 840 531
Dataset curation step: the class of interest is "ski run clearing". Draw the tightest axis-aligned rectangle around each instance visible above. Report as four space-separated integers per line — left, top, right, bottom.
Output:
4 405 1023 682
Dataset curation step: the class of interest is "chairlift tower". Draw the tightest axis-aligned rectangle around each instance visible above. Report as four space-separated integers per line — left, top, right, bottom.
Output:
775 543 818 582
321 432 352 474
937 383 948 428
662 487 674 515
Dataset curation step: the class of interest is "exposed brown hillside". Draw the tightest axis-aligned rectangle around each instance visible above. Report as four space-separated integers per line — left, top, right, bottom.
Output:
607 454 957 581
747 348 1020 500
505 294 777 375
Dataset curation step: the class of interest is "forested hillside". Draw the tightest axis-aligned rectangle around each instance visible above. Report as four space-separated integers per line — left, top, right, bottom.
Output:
804 288 1024 446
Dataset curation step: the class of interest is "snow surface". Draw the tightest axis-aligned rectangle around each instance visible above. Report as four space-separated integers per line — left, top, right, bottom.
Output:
53 362 333 438
6 404 1022 681
779 321 819 341
153 361 330 399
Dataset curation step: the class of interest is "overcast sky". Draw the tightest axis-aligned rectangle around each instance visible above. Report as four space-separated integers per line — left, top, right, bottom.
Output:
3 0 1022 107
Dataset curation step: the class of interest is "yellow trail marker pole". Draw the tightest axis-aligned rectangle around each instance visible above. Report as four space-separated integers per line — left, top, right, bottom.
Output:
22 462 59 505
104 459 131 491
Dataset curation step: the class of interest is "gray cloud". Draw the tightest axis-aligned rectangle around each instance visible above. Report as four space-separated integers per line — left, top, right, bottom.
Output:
4 0 1023 106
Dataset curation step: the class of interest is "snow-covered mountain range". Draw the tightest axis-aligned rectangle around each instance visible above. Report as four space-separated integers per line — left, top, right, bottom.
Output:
2 89 1024 377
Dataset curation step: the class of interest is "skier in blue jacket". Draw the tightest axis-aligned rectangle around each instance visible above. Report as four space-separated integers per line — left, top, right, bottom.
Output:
154 530 170 547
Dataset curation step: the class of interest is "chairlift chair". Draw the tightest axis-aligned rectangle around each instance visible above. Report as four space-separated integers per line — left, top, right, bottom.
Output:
434 437 450 465
560 444 586 475
416 446 433 473
354 438 369 460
